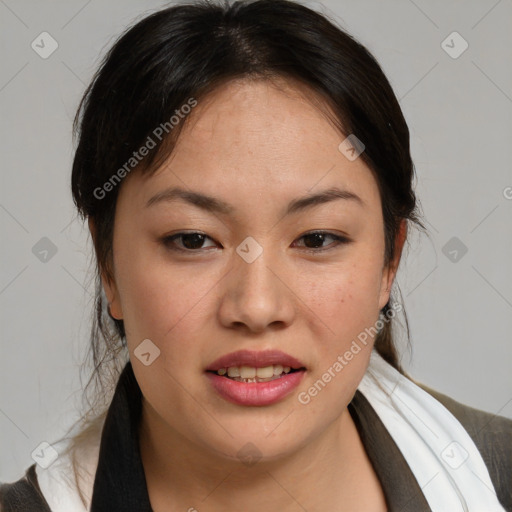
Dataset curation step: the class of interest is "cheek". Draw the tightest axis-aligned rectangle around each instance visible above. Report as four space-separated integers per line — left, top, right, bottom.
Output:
121 269 200 335
292 259 384 421
114 244 227 370
299 256 385 340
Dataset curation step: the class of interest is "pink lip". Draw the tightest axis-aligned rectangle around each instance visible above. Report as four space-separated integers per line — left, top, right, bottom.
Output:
205 350 306 407
205 349 305 371
206 370 305 406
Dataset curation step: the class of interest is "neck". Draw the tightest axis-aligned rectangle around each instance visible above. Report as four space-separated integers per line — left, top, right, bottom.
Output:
139 397 386 512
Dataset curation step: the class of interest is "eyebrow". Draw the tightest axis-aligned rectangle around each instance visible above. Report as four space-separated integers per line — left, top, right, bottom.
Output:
145 186 364 216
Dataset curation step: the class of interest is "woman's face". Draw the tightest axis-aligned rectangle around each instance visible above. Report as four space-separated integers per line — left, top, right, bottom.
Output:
102 78 400 461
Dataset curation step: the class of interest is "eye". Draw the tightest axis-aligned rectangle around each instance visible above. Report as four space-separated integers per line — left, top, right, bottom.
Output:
162 232 218 252
161 230 351 254
293 231 351 252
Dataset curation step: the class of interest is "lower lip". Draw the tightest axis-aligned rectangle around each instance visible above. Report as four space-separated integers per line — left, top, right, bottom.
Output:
206 370 305 406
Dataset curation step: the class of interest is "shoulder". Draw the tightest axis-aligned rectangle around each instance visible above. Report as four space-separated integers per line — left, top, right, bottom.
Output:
418 382 512 511
1 421 102 512
0 464 52 511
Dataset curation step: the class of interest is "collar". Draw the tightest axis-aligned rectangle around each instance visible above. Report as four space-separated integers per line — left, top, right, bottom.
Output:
89 360 152 511
88 358 431 511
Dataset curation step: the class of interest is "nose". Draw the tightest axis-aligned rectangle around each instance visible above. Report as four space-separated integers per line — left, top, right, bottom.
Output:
217 245 296 333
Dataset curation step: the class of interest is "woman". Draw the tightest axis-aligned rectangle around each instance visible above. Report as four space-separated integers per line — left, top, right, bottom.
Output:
1 0 510 510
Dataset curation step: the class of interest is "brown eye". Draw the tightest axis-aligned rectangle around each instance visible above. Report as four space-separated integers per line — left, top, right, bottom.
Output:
163 232 218 252
293 231 351 252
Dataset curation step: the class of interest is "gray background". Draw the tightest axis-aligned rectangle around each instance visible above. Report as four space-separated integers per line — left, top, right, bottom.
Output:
1 0 511 482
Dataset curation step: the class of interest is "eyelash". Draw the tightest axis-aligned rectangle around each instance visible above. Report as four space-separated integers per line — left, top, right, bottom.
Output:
161 230 351 254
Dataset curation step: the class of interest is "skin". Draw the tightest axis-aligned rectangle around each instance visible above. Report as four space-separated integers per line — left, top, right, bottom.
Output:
92 77 406 511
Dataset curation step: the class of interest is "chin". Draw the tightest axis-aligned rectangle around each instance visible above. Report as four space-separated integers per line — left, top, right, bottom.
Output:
188 411 315 466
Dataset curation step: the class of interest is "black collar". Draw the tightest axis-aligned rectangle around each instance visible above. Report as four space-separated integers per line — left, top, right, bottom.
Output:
90 360 152 511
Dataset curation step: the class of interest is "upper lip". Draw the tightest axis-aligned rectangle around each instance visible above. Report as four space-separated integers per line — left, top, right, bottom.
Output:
205 349 305 371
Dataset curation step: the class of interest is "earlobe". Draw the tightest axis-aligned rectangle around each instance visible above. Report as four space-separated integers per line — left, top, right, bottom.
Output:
88 217 124 320
379 220 407 309
102 273 124 320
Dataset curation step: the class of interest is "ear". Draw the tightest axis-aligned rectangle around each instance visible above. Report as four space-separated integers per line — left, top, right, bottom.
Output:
88 217 124 320
378 219 407 310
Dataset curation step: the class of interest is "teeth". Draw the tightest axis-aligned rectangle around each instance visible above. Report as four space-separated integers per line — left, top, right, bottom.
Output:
217 364 296 379
273 364 283 375
227 367 240 377
256 366 274 378
240 366 256 379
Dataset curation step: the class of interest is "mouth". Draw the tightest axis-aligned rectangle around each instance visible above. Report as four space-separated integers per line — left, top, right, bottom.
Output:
205 350 306 406
210 364 300 383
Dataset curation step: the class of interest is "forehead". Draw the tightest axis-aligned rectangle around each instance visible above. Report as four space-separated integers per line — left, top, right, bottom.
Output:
120 78 381 215
168 78 343 172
